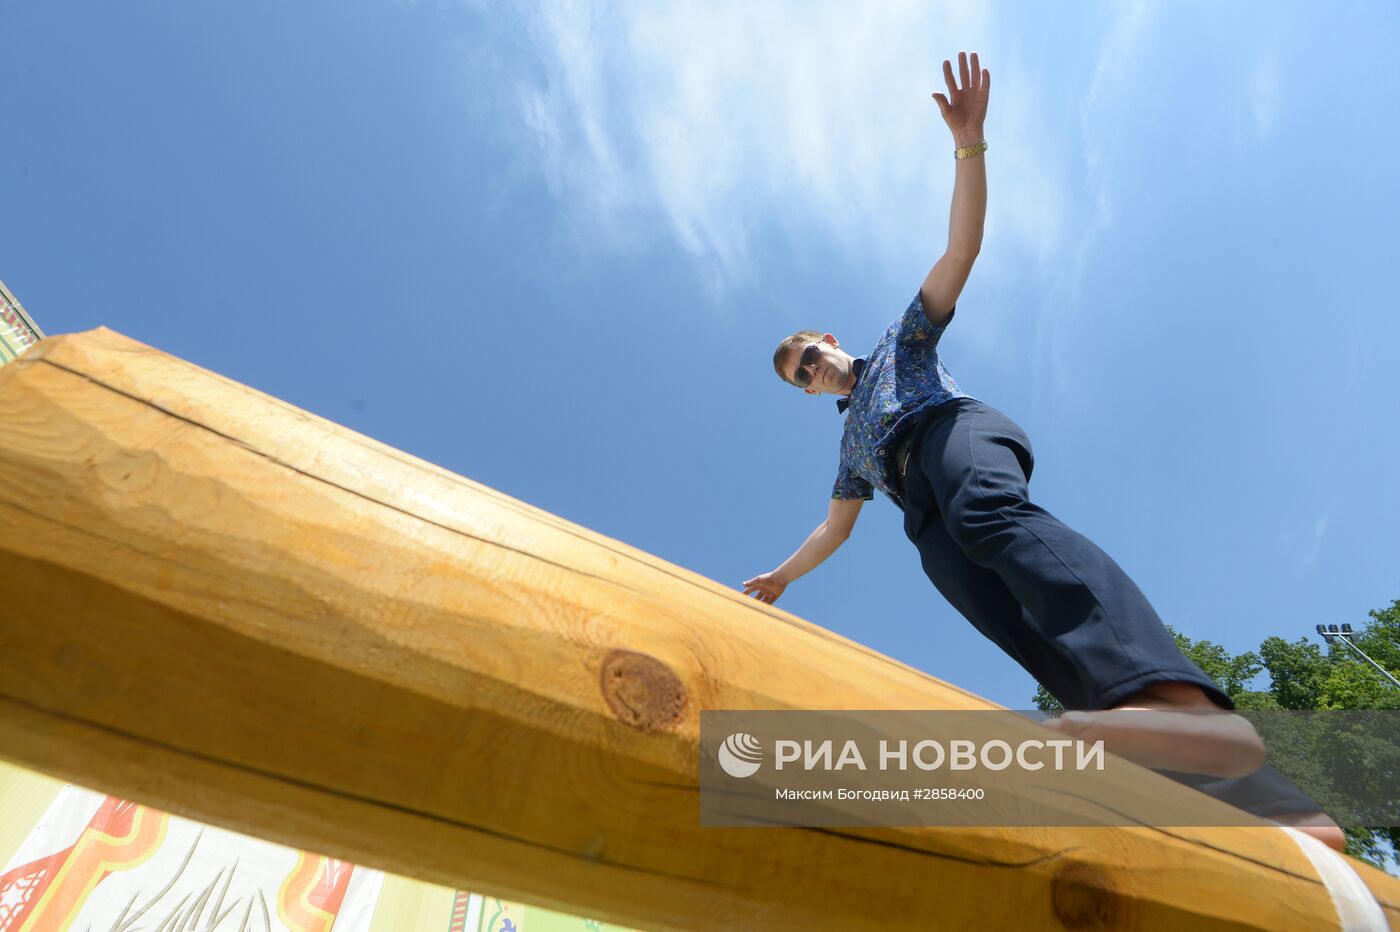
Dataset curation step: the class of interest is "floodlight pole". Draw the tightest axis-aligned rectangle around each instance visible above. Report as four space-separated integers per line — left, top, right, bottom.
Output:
1315 625 1400 691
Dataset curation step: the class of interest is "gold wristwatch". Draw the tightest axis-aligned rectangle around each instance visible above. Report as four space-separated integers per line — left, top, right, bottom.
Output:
954 141 988 160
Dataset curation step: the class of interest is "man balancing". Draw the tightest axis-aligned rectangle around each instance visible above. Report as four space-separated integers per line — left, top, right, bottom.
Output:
741 52 1343 850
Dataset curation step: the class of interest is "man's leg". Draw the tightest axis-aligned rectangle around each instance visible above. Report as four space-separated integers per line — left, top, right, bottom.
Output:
913 402 1270 773
903 457 1097 710
900 515 1345 850
912 401 1235 712
902 401 1343 848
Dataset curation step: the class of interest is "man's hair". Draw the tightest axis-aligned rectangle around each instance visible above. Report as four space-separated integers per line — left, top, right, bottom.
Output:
773 330 824 386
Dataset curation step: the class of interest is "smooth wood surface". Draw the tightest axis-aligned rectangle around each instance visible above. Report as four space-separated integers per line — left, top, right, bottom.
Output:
0 328 1395 931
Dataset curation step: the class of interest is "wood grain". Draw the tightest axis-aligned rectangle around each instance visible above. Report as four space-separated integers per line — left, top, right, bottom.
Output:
0 328 1394 930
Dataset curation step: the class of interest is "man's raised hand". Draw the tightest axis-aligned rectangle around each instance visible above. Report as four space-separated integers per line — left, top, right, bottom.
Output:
932 51 989 142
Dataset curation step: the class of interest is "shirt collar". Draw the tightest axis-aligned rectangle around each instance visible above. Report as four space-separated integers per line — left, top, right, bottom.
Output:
835 357 867 414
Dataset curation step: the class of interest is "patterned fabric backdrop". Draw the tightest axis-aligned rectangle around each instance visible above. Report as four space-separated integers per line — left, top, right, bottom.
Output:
0 761 644 932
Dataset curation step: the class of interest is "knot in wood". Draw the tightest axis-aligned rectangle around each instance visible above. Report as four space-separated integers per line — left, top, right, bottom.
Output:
1050 860 1128 930
600 649 687 731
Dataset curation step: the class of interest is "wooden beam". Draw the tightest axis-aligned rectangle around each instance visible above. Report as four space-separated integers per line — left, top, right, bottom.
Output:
0 328 1394 931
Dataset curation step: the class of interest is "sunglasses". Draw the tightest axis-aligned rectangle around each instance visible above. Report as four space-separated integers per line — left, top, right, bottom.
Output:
793 343 822 388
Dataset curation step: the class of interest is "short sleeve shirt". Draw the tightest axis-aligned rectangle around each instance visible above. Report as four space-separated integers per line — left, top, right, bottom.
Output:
831 291 972 502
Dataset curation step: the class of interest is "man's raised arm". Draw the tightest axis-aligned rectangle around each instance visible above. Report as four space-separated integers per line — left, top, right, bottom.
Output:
741 497 865 605
921 51 990 326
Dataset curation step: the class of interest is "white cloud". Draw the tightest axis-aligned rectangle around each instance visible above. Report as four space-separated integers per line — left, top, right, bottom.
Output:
1036 0 1157 404
492 0 1069 298
1079 0 1154 179
1248 48 1280 137
1279 507 1332 567
1304 509 1330 566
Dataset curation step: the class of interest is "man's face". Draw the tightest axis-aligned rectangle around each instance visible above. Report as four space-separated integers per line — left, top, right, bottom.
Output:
783 333 854 395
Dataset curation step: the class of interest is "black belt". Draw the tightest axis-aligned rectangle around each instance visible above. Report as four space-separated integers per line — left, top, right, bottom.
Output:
889 425 919 479
887 400 971 482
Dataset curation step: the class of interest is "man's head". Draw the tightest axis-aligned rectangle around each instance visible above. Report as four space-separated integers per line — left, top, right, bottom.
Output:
772 330 857 395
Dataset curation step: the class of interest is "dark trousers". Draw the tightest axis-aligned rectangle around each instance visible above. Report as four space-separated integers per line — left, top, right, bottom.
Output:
900 398 1323 816
900 398 1229 712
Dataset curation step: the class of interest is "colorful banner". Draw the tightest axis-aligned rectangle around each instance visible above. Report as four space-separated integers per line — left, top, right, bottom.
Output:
0 784 381 931
0 763 644 931
0 281 44 367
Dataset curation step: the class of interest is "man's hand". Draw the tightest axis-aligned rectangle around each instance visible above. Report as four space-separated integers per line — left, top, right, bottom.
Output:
932 51 989 145
742 571 787 605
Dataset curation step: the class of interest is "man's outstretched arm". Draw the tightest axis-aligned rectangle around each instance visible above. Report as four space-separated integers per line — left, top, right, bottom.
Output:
742 497 865 604
921 51 990 326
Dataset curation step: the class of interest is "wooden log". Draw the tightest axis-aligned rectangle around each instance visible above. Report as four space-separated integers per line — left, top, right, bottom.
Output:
0 327 1394 931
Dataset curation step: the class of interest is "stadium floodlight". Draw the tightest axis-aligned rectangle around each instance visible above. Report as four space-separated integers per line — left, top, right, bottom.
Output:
1312 623 1400 690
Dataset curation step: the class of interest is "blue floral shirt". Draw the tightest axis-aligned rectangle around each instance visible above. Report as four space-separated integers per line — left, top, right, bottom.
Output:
831 291 972 502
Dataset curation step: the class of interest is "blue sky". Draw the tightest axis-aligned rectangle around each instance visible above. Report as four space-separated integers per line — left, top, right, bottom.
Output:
4 1 1397 709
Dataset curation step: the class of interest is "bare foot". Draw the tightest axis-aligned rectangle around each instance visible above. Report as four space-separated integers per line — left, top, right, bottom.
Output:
1041 706 1266 778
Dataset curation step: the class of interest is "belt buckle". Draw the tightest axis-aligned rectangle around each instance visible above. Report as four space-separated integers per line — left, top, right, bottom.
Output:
894 426 918 480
